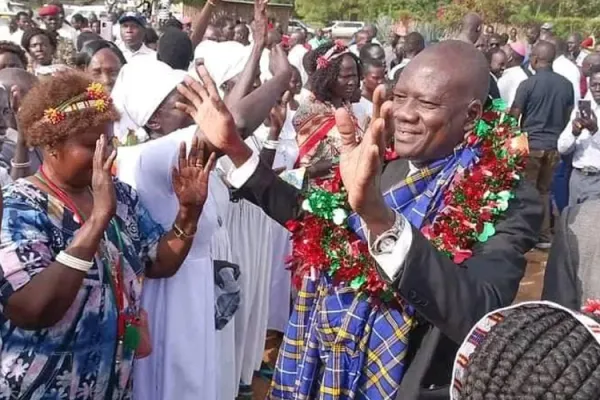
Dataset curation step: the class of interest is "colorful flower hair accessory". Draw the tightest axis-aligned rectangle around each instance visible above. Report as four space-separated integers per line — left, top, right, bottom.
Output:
43 82 112 125
316 41 350 70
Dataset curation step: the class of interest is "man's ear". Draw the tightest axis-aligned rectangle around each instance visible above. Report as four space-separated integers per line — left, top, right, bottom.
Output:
464 99 483 133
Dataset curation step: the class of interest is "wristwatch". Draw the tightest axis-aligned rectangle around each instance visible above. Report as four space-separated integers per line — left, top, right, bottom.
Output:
370 211 405 255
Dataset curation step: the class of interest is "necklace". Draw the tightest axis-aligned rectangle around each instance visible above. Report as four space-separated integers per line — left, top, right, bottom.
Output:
35 167 141 366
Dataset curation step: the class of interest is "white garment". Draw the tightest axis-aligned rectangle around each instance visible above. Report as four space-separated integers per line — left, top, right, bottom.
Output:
111 59 187 142
352 97 373 132
113 23 121 43
349 38 382 57
191 40 251 97
119 43 157 62
288 44 309 86
9 30 23 46
209 174 238 400
554 55 581 104
219 135 275 385
0 167 11 187
387 58 410 80
227 152 414 281
260 48 272 83
576 49 590 67
127 126 219 400
254 122 296 332
57 24 78 44
558 92 600 169
498 66 529 107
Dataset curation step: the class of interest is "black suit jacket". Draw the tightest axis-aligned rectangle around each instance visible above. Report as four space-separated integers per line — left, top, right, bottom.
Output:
235 157 542 399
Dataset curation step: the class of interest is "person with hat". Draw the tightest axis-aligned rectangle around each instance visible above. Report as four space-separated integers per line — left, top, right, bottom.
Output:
498 41 529 107
38 3 77 44
118 11 156 62
540 22 554 41
37 4 76 67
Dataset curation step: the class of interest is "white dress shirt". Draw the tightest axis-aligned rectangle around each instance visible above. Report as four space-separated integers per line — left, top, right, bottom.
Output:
288 44 309 86
557 93 600 169
554 54 581 104
119 43 157 62
498 66 528 107
226 153 413 280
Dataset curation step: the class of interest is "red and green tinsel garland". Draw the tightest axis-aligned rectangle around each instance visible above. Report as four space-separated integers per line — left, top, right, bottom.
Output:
285 99 528 300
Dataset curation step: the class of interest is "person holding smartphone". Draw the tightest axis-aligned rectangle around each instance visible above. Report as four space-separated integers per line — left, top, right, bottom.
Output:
558 65 600 205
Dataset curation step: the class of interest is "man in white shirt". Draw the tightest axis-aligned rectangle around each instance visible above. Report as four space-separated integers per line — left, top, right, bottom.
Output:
558 66 600 205
287 30 308 86
499 41 529 106
117 11 156 62
9 11 31 47
567 32 589 67
551 37 581 105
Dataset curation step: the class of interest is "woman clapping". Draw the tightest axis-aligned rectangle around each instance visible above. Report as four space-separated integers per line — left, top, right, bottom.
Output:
0 71 214 399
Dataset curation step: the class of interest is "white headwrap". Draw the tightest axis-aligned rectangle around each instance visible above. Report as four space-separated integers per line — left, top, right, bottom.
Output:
112 58 187 142
190 40 253 98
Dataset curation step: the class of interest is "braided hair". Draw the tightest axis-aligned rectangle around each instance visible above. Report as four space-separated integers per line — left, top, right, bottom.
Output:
305 42 362 103
461 304 600 399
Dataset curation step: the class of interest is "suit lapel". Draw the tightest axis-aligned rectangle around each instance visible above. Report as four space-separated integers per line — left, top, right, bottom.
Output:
381 159 410 193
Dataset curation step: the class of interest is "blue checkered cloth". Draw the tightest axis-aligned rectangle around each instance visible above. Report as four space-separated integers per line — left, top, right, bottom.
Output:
270 146 480 399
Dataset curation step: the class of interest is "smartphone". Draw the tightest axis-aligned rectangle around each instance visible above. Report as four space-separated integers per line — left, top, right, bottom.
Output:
579 100 592 119
100 19 113 41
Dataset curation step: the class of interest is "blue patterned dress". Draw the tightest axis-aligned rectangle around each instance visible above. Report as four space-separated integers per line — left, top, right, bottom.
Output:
0 179 164 400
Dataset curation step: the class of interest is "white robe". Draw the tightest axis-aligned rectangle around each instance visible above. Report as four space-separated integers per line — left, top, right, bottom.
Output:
209 174 239 400
255 116 297 333
117 126 219 400
219 135 275 385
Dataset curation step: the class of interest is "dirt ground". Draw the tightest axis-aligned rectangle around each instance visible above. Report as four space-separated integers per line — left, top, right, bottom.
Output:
247 249 549 399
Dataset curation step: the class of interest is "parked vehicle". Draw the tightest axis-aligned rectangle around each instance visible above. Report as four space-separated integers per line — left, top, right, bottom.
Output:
323 20 365 39
288 19 315 35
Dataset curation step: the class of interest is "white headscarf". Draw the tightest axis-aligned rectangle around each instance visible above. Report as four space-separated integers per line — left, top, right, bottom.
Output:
112 58 187 143
190 40 253 98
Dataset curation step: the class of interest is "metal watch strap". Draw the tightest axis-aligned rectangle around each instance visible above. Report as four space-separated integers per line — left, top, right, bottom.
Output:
369 211 404 255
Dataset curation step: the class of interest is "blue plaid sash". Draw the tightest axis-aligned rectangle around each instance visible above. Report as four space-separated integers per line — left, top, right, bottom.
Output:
270 145 480 400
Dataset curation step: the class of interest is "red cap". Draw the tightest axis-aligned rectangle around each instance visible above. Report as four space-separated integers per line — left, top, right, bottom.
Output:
39 4 60 17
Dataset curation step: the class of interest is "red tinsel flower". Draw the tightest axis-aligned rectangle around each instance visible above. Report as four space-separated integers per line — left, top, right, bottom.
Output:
583 299 600 316
284 107 524 300
317 56 330 70
334 39 346 50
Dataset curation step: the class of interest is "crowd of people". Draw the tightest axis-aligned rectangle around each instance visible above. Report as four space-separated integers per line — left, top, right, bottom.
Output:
0 1 599 399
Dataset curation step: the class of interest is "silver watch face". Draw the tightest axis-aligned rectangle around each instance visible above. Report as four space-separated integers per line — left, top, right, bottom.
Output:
377 236 397 254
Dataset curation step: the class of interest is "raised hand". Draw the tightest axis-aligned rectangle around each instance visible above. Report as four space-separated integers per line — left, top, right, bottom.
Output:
268 90 291 136
91 134 118 223
175 66 239 152
269 44 292 76
172 135 217 212
336 85 396 234
251 0 269 47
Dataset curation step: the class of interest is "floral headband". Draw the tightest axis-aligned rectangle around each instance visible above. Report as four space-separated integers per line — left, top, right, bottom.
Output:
43 83 111 125
451 300 600 399
316 40 350 70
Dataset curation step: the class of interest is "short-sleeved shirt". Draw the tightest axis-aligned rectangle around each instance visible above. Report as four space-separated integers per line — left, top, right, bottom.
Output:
513 66 574 151
0 179 164 399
